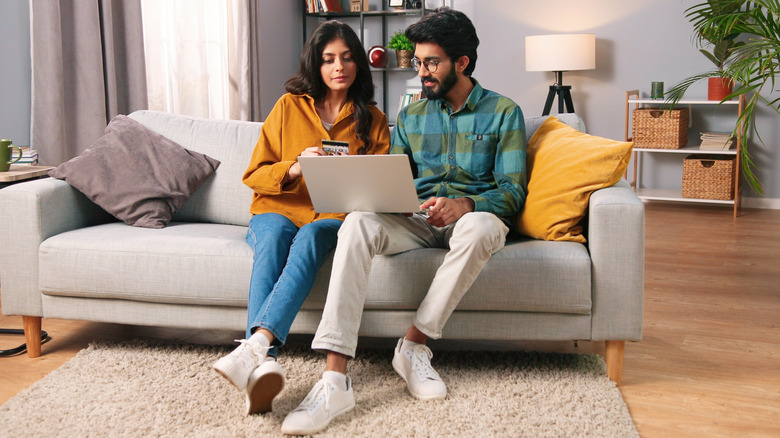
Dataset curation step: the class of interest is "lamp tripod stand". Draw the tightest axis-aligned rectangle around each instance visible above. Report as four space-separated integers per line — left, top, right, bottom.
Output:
542 71 575 116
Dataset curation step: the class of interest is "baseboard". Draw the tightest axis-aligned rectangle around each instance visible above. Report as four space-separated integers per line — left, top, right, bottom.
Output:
742 196 780 210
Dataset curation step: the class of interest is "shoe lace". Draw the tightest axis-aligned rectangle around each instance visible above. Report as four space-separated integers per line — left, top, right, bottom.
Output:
410 344 442 382
233 339 270 367
295 379 332 414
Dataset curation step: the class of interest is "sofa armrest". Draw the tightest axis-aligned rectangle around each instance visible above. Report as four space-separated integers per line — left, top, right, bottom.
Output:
0 178 113 316
587 179 645 341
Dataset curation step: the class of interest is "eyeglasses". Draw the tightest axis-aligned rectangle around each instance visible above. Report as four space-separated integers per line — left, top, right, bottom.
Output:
411 58 443 73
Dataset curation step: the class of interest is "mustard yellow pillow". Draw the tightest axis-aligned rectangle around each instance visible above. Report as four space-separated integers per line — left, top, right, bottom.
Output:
517 116 633 243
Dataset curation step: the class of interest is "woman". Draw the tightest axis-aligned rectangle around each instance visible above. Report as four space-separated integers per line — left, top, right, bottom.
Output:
213 20 390 415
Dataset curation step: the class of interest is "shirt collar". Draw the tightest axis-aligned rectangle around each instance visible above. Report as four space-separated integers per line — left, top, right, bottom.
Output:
303 93 355 124
440 78 483 114
463 78 484 112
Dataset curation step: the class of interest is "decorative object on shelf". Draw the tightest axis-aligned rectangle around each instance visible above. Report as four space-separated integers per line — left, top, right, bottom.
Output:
651 81 664 99
387 30 414 68
525 34 596 116
351 0 362 12
682 154 735 200
388 0 404 8
631 108 689 149
699 131 735 150
707 77 733 101
666 1 780 195
0 139 24 172
404 0 422 8
367 45 388 68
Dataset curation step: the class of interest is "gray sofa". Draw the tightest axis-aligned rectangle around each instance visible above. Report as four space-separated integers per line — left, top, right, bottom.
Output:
0 110 644 384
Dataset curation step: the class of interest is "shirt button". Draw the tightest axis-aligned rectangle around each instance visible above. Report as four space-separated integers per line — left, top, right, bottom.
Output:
449 155 454 160
450 115 455 119
450 165 456 170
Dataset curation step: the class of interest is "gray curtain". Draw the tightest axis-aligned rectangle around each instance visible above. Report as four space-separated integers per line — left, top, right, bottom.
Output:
31 0 147 166
248 0 263 122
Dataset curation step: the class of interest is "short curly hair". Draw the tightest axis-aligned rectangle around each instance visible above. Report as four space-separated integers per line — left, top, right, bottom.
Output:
405 7 479 76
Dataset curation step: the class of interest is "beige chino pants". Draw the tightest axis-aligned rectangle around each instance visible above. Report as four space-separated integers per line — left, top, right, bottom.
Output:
312 211 509 358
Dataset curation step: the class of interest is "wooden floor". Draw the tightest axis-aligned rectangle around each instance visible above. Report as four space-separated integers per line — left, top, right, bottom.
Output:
1 202 779 437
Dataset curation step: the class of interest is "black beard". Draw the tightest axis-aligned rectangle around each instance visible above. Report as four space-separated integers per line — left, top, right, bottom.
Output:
421 65 457 101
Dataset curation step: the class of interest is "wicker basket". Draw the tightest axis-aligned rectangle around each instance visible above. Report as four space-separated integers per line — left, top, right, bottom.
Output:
632 108 689 149
682 154 735 200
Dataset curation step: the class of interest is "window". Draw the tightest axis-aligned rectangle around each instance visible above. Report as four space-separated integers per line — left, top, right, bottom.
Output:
141 0 249 120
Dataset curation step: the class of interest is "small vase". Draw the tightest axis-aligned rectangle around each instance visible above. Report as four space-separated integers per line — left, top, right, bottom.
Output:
708 77 733 101
395 50 413 69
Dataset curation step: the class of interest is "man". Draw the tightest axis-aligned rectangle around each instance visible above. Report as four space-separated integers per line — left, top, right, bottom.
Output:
281 8 526 435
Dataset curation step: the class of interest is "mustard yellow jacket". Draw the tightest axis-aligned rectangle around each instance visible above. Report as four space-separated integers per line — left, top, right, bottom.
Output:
242 93 390 227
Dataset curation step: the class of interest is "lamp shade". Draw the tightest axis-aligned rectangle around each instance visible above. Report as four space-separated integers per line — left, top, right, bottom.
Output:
525 34 596 72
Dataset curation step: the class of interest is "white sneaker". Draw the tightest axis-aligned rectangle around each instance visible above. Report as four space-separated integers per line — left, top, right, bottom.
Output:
213 339 270 391
281 374 355 435
392 338 447 400
246 357 285 415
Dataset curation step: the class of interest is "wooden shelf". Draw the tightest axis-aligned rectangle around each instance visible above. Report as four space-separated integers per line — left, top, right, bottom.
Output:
625 89 744 217
633 146 737 155
636 188 735 205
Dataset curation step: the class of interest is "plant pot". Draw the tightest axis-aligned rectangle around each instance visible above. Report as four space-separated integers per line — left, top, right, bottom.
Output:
708 77 733 101
395 50 413 69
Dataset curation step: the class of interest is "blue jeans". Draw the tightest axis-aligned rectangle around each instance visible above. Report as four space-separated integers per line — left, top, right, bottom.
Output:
245 213 341 356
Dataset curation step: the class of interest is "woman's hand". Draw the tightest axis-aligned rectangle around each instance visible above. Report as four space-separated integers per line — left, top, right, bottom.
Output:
286 146 328 183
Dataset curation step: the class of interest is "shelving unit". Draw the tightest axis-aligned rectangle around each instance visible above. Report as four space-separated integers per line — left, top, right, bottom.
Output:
303 1 433 123
625 89 745 217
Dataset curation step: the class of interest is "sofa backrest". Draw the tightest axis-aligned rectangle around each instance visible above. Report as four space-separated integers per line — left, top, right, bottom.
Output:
525 113 586 138
128 110 260 226
126 110 585 227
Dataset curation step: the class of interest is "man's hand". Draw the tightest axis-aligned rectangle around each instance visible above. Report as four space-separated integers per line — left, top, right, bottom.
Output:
420 197 475 227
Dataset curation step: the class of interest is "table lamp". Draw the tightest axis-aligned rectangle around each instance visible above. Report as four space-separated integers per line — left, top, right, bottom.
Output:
525 34 596 116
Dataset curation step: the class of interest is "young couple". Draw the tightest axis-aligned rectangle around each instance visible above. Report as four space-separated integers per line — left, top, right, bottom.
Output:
213 8 526 436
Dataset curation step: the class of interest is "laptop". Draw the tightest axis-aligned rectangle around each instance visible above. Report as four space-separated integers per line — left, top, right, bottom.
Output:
298 154 423 213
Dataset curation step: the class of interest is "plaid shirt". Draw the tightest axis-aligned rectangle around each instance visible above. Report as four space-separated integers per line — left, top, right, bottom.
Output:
390 79 526 226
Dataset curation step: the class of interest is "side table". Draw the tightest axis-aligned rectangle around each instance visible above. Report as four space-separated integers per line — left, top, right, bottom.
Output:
0 164 54 356
0 164 54 188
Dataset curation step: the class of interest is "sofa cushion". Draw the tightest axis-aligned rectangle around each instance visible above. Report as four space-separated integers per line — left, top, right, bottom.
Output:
39 222 253 307
48 115 221 229
517 116 633 243
39 224 591 316
128 111 261 227
304 239 592 315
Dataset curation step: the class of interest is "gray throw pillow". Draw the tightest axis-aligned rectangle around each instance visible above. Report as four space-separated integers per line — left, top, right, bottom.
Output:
49 115 221 228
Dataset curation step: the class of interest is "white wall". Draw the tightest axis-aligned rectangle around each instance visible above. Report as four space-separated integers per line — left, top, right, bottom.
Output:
257 0 300 119
455 0 779 201
0 0 32 147
2 0 778 202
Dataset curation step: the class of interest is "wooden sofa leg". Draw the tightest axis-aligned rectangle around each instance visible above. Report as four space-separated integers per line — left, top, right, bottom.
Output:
23 316 42 358
605 340 625 386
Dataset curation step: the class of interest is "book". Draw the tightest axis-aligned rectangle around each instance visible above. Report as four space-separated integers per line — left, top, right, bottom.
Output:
397 91 423 116
699 131 735 150
16 146 39 165
321 0 343 12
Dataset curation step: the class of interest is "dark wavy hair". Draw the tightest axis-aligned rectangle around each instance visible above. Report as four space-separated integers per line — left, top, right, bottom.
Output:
285 21 375 154
405 7 479 76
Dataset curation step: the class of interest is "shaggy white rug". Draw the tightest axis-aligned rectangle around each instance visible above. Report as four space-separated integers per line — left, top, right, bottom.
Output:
0 340 638 437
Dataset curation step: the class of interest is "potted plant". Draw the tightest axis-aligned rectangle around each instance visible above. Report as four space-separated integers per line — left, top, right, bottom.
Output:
387 30 414 68
689 0 745 100
666 0 780 195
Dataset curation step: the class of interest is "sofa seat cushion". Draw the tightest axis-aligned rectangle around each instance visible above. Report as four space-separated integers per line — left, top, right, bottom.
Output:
40 224 591 316
305 238 592 315
39 222 253 307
